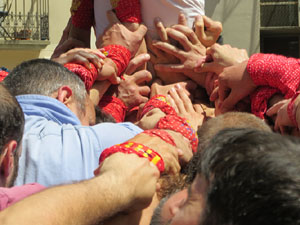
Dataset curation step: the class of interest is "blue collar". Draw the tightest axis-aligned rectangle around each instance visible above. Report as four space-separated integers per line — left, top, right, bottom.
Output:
16 95 81 125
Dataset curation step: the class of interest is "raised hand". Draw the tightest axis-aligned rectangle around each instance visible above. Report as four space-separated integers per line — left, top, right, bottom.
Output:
194 15 223 47
112 54 152 109
195 44 249 74
210 60 257 114
167 84 205 131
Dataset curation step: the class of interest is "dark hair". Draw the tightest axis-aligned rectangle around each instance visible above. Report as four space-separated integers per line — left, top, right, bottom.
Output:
3 58 86 110
200 128 300 225
183 112 271 183
198 112 271 152
0 83 24 154
95 106 116 124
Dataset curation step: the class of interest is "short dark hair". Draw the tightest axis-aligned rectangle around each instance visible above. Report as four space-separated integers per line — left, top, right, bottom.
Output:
198 112 271 152
200 128 300 225
183 112 271 183
3 58 86 110
0 83 24 154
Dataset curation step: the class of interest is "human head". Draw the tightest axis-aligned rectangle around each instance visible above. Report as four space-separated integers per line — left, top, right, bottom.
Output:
183 112 272 185
0 83 24 187
197 112 271 152
151 128 300 225
4 59 95 125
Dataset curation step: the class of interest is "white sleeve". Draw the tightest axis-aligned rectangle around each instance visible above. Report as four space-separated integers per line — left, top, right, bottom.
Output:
94 0 112 38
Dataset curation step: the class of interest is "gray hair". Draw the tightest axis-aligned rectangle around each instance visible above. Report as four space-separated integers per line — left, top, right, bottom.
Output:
4 58 87 111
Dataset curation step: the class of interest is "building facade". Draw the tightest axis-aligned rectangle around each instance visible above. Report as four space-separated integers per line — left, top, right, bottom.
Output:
0 0 299 70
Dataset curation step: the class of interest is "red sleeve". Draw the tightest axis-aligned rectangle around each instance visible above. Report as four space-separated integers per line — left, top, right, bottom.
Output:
111 0 142 23
98 95 128 123
0 70 9 82
247 53 300 99
64 63 98 91
70 0 94 30
101 45 131 77
250 86 280 119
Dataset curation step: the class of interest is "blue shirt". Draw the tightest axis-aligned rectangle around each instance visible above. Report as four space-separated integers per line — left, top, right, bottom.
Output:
15 95 143 187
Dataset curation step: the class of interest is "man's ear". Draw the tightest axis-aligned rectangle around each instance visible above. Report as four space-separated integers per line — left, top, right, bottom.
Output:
56 86 73 105
0 140 17 178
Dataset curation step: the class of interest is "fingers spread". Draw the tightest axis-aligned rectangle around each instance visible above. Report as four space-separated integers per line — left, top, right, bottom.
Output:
172 25 200 45
154 18 169 42
166 28 192 51
152 41 184 60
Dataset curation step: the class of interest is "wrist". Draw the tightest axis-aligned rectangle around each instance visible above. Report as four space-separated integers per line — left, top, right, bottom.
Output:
101 45 131 77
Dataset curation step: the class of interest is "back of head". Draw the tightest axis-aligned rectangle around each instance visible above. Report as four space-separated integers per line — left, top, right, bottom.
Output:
3 58 86 105
200 128 300 225
198 112 271 151
0 83 24 154
184 112 271 183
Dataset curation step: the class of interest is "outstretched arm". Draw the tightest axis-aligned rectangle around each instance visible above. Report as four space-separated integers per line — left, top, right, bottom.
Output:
0 153 159 225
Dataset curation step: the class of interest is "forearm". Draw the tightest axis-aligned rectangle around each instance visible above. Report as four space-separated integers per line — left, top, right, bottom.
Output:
69 0 94 47
247 53 300 98
69 25 91 48
0 174 129 225
90 80 111 105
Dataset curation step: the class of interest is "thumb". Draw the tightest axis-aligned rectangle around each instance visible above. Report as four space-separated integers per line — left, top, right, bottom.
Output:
135 24 148 40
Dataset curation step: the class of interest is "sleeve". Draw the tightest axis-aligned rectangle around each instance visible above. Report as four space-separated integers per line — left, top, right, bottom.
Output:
98 96 128 123
247 53 300 99
250 86 280 119
70 0 94 30
64 62 98 91
111 0 142 23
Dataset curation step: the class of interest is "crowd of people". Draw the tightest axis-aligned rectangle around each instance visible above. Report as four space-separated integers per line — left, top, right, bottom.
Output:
0 0 300 224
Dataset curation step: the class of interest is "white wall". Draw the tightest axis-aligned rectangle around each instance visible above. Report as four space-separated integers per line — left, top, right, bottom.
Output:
206 0 260 55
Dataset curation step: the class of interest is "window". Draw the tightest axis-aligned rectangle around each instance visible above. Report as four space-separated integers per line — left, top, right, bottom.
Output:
0 0 49 41
260 0 300 58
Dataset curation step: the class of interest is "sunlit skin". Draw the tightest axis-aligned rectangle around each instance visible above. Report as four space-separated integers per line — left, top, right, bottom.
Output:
151 174 207 225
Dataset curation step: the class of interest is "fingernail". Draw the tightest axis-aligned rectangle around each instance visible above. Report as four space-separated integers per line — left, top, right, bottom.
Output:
171 87 176 93
177 149 183 156
176 84 182 89
144 54 150 60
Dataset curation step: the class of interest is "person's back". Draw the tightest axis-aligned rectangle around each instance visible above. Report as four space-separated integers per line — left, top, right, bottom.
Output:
94 0 205 38
3 59 143 187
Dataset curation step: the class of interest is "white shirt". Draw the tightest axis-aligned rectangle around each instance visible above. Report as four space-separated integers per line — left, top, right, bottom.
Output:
94 0 205 38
